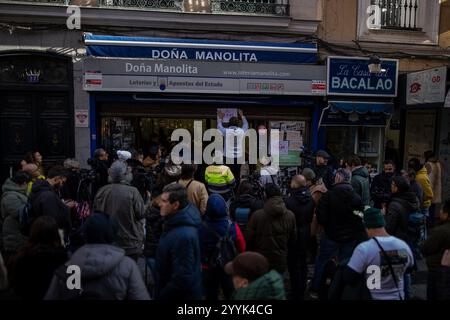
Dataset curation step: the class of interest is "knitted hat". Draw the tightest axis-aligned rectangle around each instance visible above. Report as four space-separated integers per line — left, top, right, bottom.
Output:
363 207 385 229
225 252 269 282
301 168 316 182
82 212 119 244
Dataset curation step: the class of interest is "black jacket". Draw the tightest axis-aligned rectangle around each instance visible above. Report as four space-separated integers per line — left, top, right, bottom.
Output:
385 192 420 242
29 180 71 233
314 164 334 190
370 173 396 209
229 194 263 222
285 187 315 227
144 205 164 257
316 182 366 244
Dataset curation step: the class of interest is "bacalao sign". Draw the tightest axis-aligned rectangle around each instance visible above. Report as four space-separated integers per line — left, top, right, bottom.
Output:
327 56 399 97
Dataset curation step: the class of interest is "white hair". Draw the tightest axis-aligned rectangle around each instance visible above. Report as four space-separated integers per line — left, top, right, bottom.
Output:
108 160 133 184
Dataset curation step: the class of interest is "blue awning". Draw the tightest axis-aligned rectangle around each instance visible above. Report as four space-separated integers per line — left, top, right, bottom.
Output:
83 33 317 64
329 101 394 115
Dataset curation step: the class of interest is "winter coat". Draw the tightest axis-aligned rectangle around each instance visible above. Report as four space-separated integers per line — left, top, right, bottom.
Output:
247 196 297 273
44 244 150 300
143 205 163 258
9 244 67 300
155 203 202 300
178 178 209 215
415 167 433 208
229 194 263 222
232 270 286 300
370 172 395 209
29 180 71 233
1 179 28 253
316 182 366 244
285 187 315 227
314 164 334 190
422 221 450 271
351 166 370 206
198 194 246 268
385 192 420 242
425 160 442 204
93 182 145 256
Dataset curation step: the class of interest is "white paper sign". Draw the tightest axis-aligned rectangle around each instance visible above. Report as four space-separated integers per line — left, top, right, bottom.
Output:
217 108 238 122
286 130 301 141
75 109 89 128
407 66 447 105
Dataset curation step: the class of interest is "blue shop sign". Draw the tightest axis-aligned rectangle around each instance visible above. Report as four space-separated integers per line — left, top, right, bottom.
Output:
327 56 398 97
84 34 318 64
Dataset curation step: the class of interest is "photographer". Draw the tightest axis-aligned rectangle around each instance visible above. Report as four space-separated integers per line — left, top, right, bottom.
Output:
61 158 81 202
88 148 110 197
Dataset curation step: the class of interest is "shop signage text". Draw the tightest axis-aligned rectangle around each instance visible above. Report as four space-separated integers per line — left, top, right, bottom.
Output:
83 57 326 96
327 56 398 97
406 66 447 105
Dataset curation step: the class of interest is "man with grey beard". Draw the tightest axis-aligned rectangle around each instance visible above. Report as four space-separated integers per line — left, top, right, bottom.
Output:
93 161 145 261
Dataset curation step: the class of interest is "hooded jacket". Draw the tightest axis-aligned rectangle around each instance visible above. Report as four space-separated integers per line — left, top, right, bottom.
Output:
285 187 315 227
351 166 371 206
229 194 263 222
1 178 28 253
247 196 297 273
386 191 420 242
232 270 286 300
415 167 434 208
198 194 246 268
93 182 145 256
316 182 366 244
29 180 71 233
44 244 150 300
155 203 203 300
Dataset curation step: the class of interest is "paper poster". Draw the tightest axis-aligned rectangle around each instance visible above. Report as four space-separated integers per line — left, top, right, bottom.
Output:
217 108 238 122
75 109 89 128
286 130 301 141
289 140 303 151
279 141 289 155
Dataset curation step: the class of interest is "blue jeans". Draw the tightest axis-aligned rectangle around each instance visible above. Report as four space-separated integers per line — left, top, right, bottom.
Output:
310 234 356 293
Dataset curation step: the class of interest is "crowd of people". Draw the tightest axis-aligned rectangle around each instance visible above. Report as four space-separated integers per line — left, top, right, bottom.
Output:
0 119 449 301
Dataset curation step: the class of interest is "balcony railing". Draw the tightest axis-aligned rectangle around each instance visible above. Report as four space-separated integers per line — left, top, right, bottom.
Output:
1 0 290 16
371 0 421 31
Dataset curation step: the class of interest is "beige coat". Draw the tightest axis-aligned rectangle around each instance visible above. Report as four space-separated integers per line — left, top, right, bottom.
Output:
425 160 442 204
178 178 209 215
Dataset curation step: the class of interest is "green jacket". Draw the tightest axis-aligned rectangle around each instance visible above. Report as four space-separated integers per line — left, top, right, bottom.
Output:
232 270 286 300
1 179 28 253
351 166 370 206
422 220 450 271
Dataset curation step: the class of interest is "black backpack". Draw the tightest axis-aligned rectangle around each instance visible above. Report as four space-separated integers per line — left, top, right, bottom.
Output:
19 198 40 236
204 221 237 269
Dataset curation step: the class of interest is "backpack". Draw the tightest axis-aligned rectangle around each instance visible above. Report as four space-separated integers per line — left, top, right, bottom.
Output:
407 211 426 242
19 199 39 236
204 221 237 268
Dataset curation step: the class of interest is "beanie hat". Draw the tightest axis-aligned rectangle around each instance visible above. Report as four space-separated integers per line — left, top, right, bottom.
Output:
301 168 316 182
225 252 269 282
363 207 385 229
82 212 119 244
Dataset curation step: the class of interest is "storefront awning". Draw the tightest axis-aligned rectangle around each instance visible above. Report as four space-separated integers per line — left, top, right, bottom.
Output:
319 101 394 127
329 101 394 115
83 33 317 64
